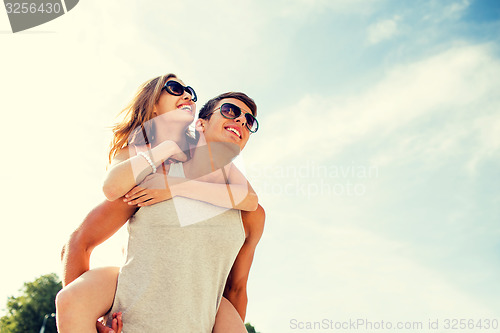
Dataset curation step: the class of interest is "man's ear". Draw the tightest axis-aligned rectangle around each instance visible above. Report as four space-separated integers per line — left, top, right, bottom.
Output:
195 119 205 133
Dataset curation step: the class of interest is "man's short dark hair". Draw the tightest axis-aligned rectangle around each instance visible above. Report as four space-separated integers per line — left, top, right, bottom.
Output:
198 92 257 120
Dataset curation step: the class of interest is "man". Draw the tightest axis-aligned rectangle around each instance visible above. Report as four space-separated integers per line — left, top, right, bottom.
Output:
57 92 265 332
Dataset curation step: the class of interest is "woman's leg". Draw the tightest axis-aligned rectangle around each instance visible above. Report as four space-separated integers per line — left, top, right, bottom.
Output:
212 297 247 333
56 266 120 333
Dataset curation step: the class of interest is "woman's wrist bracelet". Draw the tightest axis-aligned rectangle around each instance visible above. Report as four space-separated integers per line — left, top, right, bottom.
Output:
137 151 157 174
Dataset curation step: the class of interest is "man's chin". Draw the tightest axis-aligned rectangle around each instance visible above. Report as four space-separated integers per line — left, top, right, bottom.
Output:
207 141 242 167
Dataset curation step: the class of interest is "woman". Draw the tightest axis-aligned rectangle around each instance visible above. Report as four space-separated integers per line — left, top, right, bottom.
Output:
56 74 258 332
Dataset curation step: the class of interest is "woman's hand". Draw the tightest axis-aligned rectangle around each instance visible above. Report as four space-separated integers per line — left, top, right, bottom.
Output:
123 173 175 207
156 140 188 163
96 312 122 333
103 141 188 202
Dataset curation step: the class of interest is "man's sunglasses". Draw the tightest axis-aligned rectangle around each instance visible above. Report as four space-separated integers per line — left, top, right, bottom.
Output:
214 103 259 133
162 80 197 102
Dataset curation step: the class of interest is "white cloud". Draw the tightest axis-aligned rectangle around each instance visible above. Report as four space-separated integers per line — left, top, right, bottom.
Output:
464 106 500 174
367 16 400 44
249 43 500 171
279 0 381 18
422 0 470 23
444 0 471 19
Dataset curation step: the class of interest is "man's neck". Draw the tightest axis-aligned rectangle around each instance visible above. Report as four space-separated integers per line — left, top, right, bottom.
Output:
184 137 240 179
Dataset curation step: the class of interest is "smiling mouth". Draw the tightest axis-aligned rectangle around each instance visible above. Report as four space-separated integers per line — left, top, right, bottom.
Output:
178 104 193 112
225 126 241 139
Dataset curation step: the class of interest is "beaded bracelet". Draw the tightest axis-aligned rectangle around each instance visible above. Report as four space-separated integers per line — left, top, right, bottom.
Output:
137 151 157 174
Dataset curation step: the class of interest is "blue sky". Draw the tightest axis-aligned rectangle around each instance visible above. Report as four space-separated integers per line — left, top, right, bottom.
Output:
1 0 499 332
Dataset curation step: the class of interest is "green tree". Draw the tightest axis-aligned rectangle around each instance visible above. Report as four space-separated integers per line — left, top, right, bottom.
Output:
245 322 260 333
0 273 61 333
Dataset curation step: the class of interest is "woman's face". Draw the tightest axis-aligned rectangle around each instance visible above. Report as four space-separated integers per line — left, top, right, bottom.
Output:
154 77 196 124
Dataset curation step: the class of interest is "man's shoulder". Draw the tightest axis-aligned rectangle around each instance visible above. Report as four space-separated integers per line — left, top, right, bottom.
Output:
241 204 265 243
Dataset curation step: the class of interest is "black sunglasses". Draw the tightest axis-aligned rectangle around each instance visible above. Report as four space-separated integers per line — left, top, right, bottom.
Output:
214 103 259 133
162 80 197 102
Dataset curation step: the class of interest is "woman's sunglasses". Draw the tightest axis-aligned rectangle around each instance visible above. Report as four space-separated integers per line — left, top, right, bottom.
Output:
162 80 197 102
214 103 259 133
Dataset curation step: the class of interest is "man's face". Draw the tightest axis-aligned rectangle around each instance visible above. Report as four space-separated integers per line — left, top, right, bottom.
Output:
201 98 255 151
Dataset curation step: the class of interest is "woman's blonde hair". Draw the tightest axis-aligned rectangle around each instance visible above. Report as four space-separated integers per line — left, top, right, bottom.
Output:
108 73 195 164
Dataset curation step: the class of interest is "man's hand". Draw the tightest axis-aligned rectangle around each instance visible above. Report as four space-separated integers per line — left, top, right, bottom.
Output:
96 312 122 333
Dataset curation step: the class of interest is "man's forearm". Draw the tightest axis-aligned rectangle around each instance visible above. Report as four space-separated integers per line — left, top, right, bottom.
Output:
224 289 248 321
61 231 92 287
60 199 136 287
